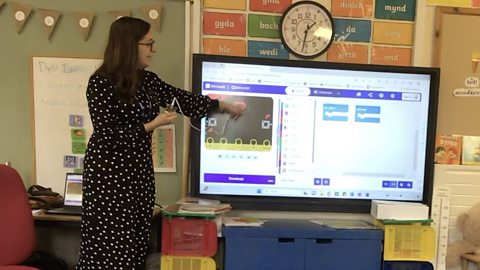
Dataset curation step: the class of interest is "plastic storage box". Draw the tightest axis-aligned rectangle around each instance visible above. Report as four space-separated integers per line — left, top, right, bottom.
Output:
161 216 217 257
382 223 436 261
160 255 216 270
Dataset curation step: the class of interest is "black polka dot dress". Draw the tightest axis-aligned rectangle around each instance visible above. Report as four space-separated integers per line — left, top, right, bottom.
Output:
76 70 217 270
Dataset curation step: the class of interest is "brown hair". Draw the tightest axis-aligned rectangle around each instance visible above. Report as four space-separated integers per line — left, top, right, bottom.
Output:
95 17 151 103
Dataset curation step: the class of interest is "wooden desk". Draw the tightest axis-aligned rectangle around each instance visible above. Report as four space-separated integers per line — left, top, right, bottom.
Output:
34 212 81 222
34 207 162 222
33 208 162 270
34 211 81 229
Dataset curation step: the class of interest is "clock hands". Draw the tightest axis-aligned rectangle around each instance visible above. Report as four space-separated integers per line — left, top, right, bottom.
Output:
301 28 308 53
301 22 317 53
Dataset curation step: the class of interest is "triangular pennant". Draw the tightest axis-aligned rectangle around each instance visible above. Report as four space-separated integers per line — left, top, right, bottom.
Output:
38 9 61 40
109 10 131 21
9 2 33 34
140 4 162 31
73 12 95 41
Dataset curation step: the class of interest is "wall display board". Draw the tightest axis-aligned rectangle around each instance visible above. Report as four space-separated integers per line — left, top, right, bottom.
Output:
199 0 416 66
31 56 101 193
31 56 179 193
434 8 480 136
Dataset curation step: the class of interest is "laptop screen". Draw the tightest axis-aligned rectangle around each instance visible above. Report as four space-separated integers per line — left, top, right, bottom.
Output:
64 173 83 207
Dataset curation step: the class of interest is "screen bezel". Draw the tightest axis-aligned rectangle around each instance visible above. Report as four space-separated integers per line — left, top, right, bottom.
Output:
189 53 440 213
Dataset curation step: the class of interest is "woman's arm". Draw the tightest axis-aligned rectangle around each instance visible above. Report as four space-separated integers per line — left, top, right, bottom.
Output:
143 112 177 132
145 71 243 118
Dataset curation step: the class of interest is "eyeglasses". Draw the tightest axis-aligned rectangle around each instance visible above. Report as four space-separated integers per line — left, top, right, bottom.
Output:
139 40 155 52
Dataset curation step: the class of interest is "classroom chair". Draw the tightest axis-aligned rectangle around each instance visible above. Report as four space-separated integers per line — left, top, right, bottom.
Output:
0 164 40 270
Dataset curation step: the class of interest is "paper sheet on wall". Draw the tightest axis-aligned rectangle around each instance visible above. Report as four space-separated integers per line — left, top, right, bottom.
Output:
152 124 176 172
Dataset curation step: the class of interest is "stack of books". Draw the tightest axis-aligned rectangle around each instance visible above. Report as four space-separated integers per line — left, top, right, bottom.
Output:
163 197 231 217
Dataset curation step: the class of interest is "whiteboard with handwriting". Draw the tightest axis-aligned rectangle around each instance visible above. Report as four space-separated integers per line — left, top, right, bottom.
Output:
32 56 101 193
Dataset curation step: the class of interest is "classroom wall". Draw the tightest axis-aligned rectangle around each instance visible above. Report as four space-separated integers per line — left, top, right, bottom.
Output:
0 0 438 206
0 0 186 205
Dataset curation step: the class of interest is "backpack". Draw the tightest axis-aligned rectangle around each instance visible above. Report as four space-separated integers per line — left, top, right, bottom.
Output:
22 251 68 270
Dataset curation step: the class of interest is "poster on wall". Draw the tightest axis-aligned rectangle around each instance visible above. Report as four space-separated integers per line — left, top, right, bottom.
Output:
152 124 176 172
199 0 416 65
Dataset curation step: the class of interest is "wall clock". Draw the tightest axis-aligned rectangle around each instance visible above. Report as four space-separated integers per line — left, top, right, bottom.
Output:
280 1 334 58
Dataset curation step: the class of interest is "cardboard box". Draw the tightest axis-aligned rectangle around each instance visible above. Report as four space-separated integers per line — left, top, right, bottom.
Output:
434 135 462 165
371 200 429 220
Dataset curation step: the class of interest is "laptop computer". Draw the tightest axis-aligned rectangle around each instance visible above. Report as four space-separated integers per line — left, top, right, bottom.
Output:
46 173 83 215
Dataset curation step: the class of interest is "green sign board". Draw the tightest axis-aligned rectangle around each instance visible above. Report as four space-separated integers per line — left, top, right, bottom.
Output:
248 14 281 38
375 0 416 21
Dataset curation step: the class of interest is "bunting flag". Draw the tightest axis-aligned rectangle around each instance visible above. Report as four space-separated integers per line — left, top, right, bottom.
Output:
3 2 162 39
38 9 61 40
109 10 131 21
140 3 162 31
10 2 33 34
73 12 95 41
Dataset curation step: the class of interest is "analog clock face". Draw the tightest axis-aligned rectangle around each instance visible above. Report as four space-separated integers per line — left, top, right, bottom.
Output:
280 1 334 58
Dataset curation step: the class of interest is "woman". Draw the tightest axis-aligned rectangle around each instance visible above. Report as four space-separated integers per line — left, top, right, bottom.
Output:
76 17 242 269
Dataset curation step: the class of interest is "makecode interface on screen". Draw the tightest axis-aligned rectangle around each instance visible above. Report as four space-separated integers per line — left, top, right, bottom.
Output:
197 61 432 202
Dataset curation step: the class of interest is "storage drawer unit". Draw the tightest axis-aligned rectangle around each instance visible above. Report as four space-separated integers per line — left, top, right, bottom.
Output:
223 219 383 270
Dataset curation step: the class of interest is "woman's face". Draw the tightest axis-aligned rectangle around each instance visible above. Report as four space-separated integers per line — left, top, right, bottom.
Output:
138 30 155 69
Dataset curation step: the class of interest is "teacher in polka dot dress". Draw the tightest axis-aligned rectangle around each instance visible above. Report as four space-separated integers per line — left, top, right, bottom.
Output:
76 16 243 270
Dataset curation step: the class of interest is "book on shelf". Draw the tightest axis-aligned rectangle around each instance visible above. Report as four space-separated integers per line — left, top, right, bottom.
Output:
434 134 462 165
222 216 265 227
462 135 480 165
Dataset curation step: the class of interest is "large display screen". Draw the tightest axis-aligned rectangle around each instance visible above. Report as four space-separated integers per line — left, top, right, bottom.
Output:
189 54 440 213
